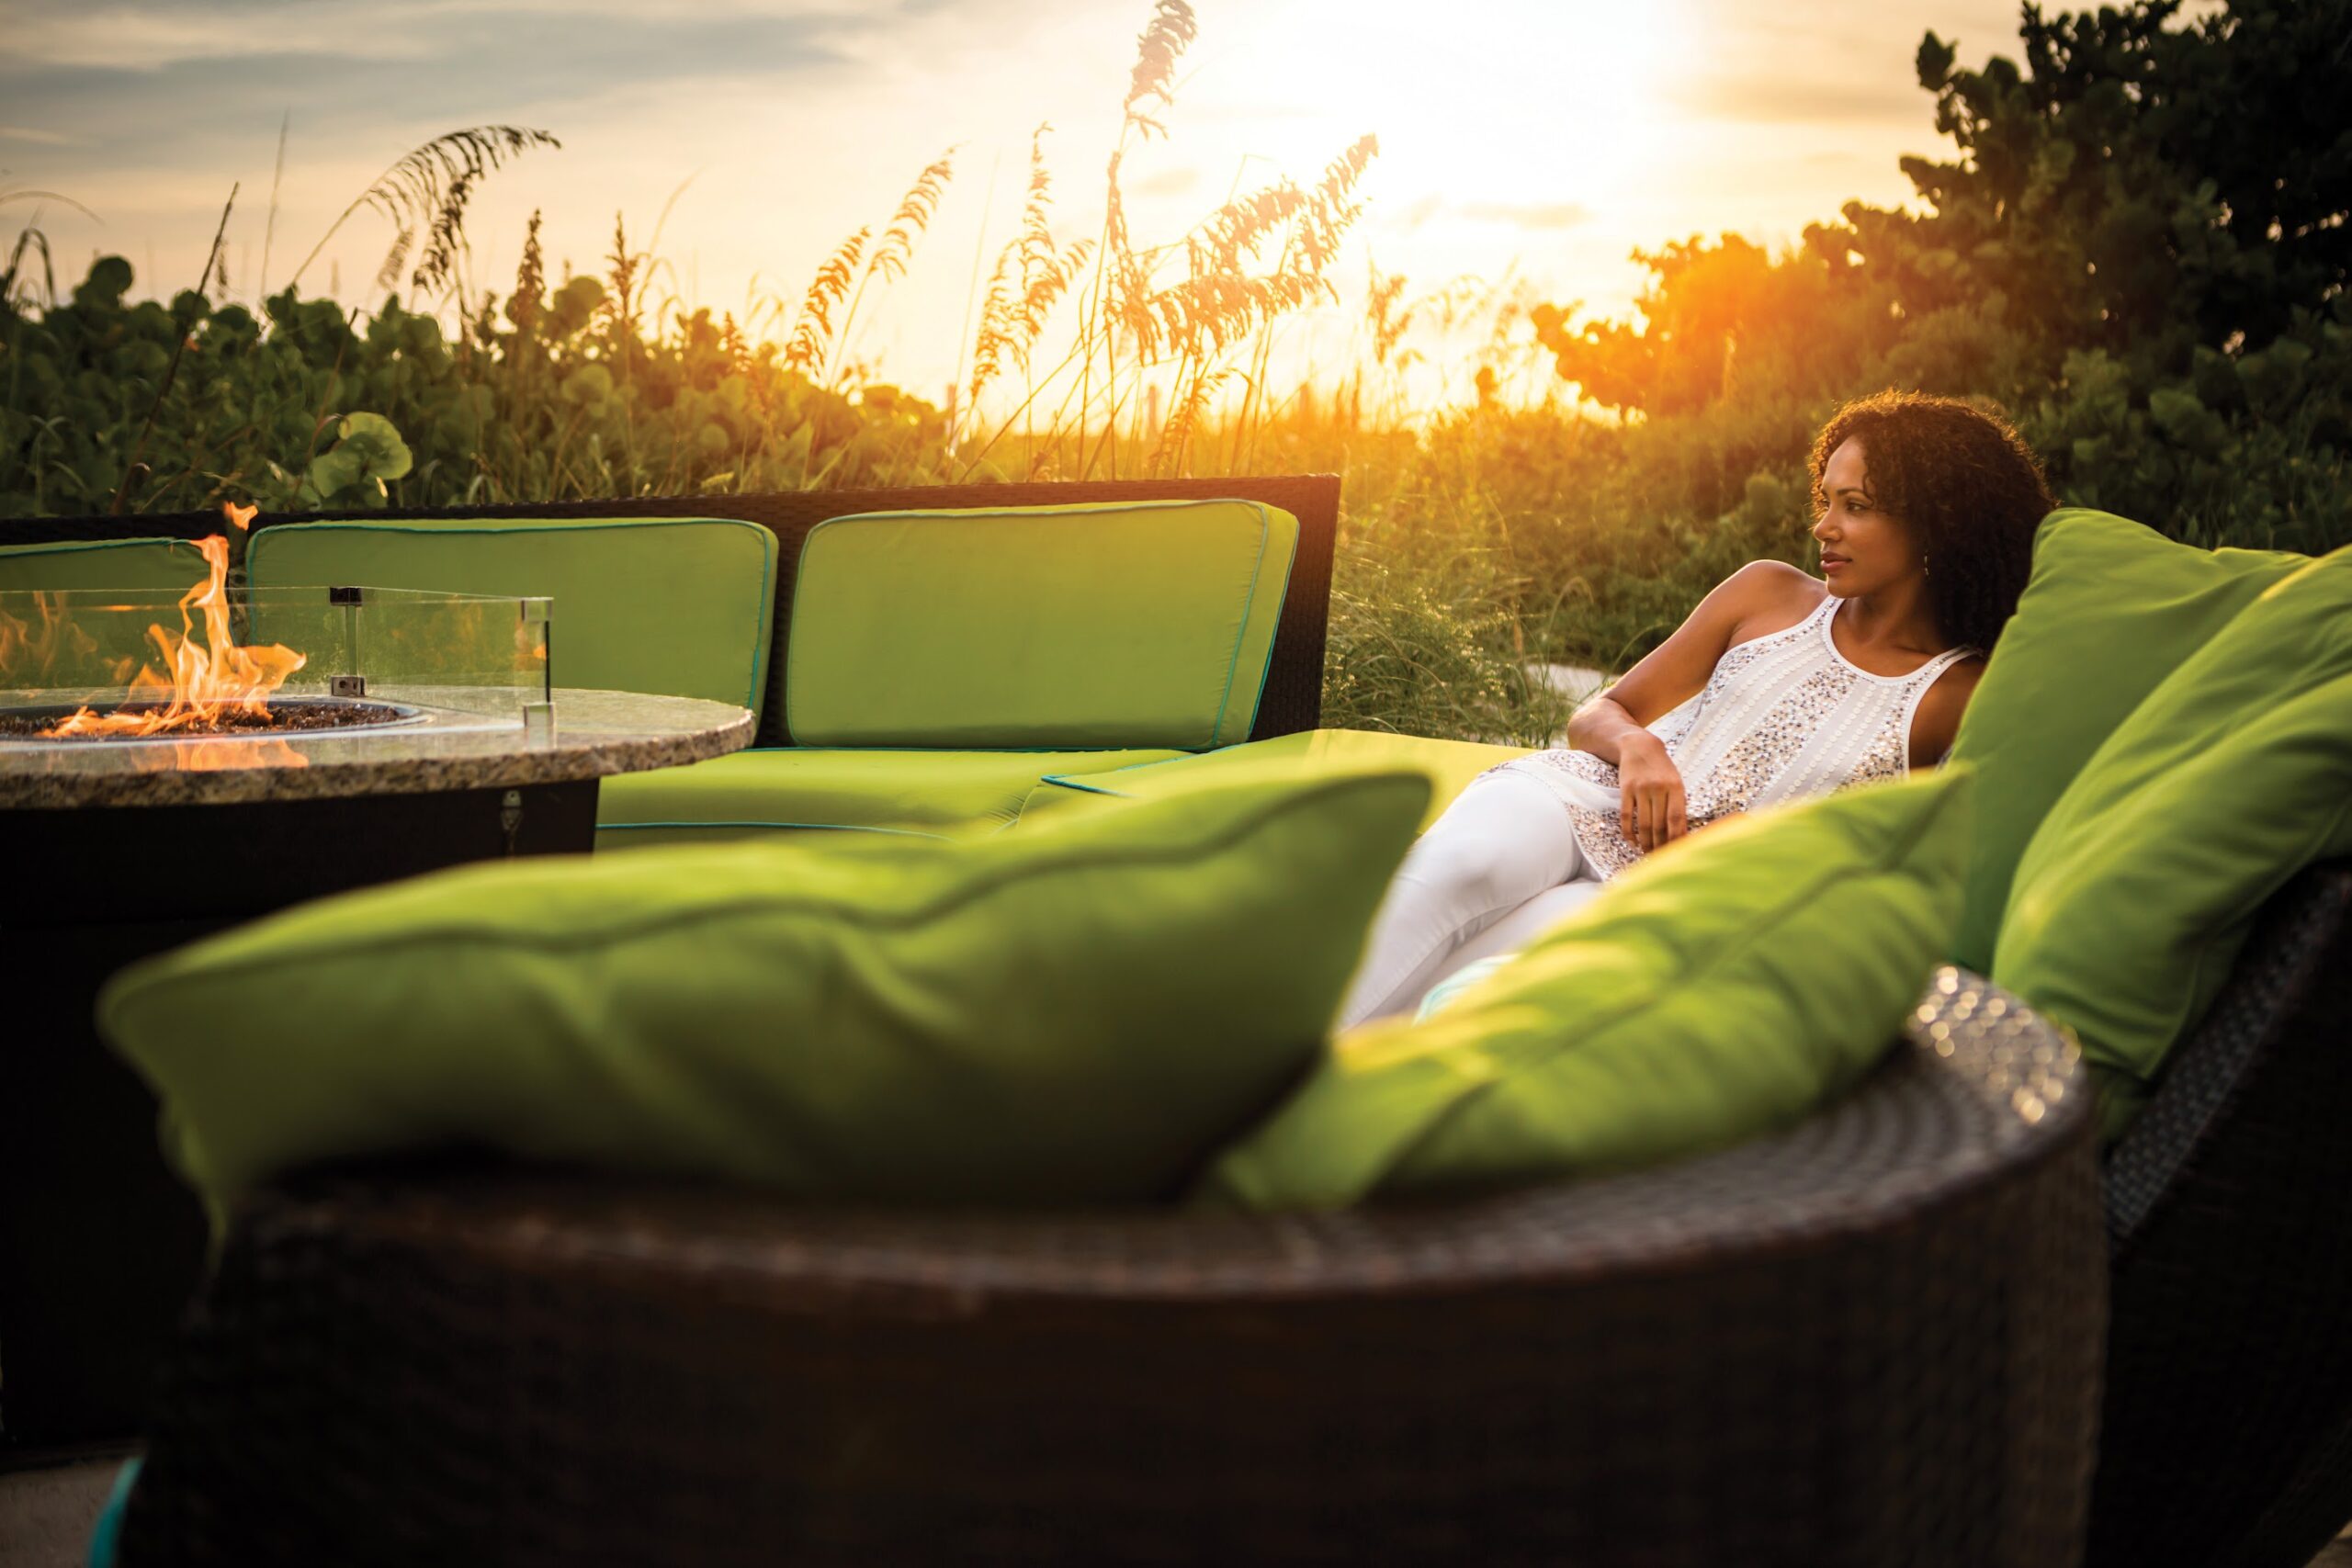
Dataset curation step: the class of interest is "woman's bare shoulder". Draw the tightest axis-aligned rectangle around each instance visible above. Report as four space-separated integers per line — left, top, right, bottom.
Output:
1717 559 1826 637
1726 558 1826 600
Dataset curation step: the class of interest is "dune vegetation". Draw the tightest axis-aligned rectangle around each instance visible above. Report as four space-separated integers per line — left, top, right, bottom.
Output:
2 0 2344 744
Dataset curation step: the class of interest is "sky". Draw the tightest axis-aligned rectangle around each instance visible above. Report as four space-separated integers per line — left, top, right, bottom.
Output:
1 0 2032 409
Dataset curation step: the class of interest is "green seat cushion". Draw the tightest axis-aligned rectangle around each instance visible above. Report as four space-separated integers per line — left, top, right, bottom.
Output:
0 536 209 595
1015 728 1531 836
1948 509 2305 972
594 746 1187 848
101 767 1429 1215
784 500 1297 750
246 517 777 715
1996 547 2352 1140
1200 767 1973 1211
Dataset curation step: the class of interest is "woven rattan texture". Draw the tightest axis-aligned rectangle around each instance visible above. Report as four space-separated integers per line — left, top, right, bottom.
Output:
2088 860 2352 1568
4 477 1339 747
120 973 2100 1568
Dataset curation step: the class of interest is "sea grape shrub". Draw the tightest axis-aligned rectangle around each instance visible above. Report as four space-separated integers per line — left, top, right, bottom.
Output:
0 257 958 518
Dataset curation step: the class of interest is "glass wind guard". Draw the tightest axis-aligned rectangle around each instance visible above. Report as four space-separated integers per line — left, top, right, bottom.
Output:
0 584 553 744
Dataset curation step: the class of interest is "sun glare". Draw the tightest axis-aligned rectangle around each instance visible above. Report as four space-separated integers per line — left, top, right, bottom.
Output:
1193 0 1677 220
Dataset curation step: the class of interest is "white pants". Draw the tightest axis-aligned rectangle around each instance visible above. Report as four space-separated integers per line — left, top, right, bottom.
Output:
1338 766 1605 1029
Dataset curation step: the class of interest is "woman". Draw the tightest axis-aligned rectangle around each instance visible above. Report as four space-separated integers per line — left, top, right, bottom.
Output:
1340 390 2056 1028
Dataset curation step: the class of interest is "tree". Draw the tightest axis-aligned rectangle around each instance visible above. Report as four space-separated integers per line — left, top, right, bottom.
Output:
1532 0 2351 549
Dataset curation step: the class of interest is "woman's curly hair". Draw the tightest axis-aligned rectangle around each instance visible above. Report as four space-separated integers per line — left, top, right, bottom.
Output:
1807 391 2055 653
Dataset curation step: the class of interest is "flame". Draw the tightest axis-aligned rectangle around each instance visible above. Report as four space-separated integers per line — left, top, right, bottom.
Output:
0 591 98 682
223 501 258 531
40 535 308 739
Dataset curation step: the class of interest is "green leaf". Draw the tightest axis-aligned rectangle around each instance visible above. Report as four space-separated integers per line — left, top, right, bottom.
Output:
306 412 413 498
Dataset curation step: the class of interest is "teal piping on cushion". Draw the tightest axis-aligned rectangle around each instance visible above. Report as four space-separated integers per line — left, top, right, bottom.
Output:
1203 502 1272 751
1034 773 1135 798
594 818 956 840
247 518 779 712
86 1457 140 1568
1216 502 1298 749
731 524 778 712
785 500 1271 748
741 526 779 712
716 745 1177 757
0 538 203 562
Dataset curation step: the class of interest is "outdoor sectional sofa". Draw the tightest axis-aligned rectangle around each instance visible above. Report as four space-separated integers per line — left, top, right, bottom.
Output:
5 477 2348 1567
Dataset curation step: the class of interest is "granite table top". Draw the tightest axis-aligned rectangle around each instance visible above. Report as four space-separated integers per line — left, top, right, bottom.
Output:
0 687 754 809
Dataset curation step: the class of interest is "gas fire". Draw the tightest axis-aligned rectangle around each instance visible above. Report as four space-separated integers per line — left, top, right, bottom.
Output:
41 508 307 739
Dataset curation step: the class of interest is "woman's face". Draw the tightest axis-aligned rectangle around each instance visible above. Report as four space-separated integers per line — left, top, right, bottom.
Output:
1811 437 1922 597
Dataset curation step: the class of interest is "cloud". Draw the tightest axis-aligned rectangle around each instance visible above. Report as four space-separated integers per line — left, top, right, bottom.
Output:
0 6 873 177
1131 165 1200 198
1456 200 1592 231
1671 71 1928 126
1 126 83 146
1395 194 1444 232
0 0 918 70
1387 196 1590 233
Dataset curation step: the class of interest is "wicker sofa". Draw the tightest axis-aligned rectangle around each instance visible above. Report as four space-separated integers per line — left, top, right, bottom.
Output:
8 479 2350 1566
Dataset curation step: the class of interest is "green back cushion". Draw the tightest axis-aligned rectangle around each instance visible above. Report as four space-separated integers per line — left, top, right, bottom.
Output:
1948 510 2305 972
0 536 209 595
594 745 1187 847
1201 768 1973 1210
246 517 777 714
1014 728 1530 836
1996 547 2352 1138
784 500 1298 750
102 768 1428 1214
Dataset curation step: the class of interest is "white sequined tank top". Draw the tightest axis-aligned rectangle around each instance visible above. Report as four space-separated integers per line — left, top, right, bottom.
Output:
1510 594 1977 880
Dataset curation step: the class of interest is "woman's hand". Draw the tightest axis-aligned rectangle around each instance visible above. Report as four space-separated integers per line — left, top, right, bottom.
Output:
1616 734 1688 852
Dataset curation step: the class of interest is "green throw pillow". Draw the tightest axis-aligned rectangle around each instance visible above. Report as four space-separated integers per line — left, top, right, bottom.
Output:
1996 547 2352 1139
1200 768 1973 1211
102 768 1428 1216
1948 510 2305 973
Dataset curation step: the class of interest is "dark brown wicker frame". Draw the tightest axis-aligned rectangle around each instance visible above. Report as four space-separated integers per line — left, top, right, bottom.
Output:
2088 858 2352 1568
118 975 2102 1568
3 475 1340 747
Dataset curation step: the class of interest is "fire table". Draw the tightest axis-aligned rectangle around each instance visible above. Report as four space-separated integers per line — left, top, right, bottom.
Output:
0 574 753 1447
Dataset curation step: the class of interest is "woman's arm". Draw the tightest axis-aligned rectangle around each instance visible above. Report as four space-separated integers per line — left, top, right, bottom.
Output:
1566 561 1814 852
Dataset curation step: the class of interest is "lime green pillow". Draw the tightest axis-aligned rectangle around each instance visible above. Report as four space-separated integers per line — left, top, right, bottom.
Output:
101 768 1428 1215
0 536 210 595
1 539 214 696
1948 510 2305 973
1996 547 2352 1139
1201 768 1973 1211
784 500 1297 750
248 517 778 714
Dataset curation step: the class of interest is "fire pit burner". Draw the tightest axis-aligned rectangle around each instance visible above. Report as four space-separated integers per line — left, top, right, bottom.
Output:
0 695 425 743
